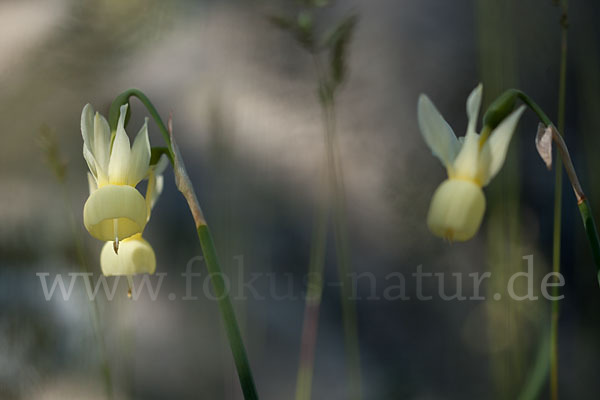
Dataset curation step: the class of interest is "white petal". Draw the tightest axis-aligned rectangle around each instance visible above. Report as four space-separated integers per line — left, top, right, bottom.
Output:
452 132 481 182
81 104 94 153
452 84 484 182
93 112 111 176
87 172 98 195
153 153 169 176
150 174 164 212
479 105 526 185
127 118 151 186
466 83 483 136
83 143 98 179
417 94 460 170
145 170 164 220
108 105 131 185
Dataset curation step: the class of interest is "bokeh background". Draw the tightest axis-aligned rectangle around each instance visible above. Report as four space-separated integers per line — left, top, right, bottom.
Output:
2 0 600 399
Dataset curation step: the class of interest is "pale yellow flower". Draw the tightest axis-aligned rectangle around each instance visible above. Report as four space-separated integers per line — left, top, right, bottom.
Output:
98 155 168 277
82 104 151 242
100 233 156 276
418 84 525 241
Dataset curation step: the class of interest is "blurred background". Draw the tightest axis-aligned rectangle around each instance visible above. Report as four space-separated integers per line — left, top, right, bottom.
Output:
2 0 600 399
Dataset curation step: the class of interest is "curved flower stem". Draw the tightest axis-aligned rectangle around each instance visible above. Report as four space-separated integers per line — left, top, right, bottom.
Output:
513 90 600 282
492 86 600 400
109 89 174 164
109 90 259 400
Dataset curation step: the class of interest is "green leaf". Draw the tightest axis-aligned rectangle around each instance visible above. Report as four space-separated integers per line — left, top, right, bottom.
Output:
326 14 358 85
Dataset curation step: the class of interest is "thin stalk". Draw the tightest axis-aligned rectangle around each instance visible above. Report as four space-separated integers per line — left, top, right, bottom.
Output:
317 54 362 400
295 169 328 400
577 199 600 285
295 50 361 399
496 90 600 400
512 90 600 287
108 89 174 163
550 6 568 396
325 100 361 400
61 185 113 399
197 225 259 400
109 91 259 400
517 330 551 400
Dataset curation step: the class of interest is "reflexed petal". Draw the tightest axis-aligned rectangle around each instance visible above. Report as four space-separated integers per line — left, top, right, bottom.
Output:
466 84 483 136
101 234 156 276
417 94 460 170
87 172 98 195
145 171 164 219
153 153 169 176
83 184 147 241
427 179 486 242
108 105 131 185
479 105 526 185
127 118 151 186
93 112 111 175
81 104 94 153
83 143 98 179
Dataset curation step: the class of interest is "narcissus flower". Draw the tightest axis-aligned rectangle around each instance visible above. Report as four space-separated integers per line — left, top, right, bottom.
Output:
418 84 525 241
82 104 151 243
98 155 168 277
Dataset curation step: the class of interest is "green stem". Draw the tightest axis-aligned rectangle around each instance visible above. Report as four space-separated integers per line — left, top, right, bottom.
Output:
109 90 259 400
109 89 174 164
317 55 362 400
577 199 600 285
326 101 362 400
295 51 361 399
197 225 259 400
551 5 568 397
517 329 551 400
295 171 328 400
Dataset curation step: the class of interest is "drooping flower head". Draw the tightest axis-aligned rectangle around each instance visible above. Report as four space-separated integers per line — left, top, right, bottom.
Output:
418 84 525 241
82 104 151 243
98 155 168 277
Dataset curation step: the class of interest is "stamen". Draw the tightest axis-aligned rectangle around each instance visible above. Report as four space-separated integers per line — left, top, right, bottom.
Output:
113 219 119 254
127 275 133 299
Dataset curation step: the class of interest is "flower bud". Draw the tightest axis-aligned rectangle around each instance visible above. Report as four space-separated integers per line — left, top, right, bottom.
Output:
426 179 486 242
83 184 147 241
100 234 156 276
